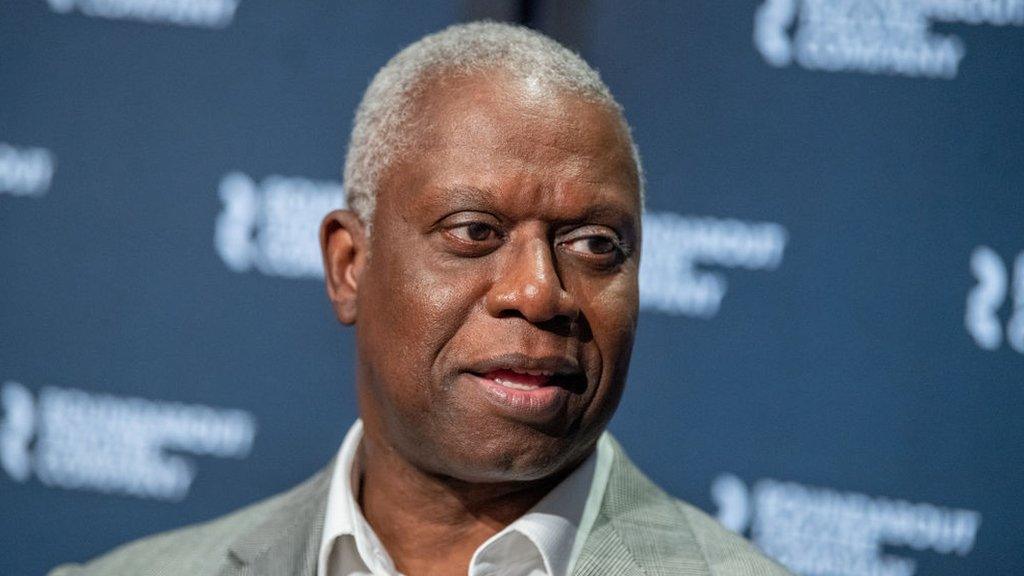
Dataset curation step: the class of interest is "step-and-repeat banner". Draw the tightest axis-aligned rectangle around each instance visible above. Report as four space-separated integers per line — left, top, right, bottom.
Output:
2 2 1021 575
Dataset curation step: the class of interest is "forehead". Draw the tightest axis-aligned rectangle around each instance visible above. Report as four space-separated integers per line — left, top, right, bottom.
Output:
379 70 640 218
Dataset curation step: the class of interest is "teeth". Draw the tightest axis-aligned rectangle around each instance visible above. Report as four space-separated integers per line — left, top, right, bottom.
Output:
494 378 539 391
521 369 554 376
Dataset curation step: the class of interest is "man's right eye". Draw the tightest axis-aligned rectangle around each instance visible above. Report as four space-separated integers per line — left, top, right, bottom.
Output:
448 222 500 243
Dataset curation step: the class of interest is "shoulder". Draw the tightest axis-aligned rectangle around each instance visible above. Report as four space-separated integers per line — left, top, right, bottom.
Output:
597 436 793 576
49 466 331 576
672 498 792 576
48 504 253 576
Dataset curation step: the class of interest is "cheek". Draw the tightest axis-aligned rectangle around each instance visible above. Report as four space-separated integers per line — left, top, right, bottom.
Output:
575 268 639 343
574 272 638 395
363 238 483 386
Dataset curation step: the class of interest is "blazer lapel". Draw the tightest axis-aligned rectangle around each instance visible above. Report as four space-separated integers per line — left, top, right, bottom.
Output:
572 510 647 576
573 437 711 576
220 463 333 576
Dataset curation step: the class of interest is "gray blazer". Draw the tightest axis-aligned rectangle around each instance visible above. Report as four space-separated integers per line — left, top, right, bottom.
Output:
50 437 792 576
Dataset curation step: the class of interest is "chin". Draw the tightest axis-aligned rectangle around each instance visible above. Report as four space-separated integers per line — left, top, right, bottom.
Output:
423 425 593 484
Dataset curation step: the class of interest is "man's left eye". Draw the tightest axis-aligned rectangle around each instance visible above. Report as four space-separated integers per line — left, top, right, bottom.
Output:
564 236 619 255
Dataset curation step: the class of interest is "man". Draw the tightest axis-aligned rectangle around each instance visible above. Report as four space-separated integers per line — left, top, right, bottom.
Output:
51 22 791 576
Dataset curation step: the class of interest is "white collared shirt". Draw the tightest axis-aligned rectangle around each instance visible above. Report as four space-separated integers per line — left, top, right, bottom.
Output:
317 420 613 576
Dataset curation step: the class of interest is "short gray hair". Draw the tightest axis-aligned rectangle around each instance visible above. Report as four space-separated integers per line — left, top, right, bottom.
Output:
343 21 643 227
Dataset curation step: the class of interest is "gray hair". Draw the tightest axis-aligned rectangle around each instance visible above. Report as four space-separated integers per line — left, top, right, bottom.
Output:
343 21 643 228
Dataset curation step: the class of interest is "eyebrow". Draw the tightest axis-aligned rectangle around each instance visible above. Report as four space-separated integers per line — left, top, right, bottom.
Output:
430 184 637 223
433 185 497 209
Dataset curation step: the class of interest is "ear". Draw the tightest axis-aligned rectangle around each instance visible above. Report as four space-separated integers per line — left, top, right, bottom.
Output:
319 209 368 325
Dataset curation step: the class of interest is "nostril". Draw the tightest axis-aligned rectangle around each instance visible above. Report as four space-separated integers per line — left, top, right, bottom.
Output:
536 315 577 338
494 309 527 320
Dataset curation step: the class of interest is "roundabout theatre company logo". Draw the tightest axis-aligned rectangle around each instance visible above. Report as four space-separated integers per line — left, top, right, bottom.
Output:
0 381 256 501
46 0 240 28
213 172 789 320
711 473 982 576
754 0 1024 79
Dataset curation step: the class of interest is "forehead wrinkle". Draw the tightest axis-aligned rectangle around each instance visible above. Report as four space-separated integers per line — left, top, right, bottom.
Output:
543 187 640 229
427 181 637 229
498 100 612 158
495 107 637 193
426 184 500 212
492 119 633 192
511 150 641 215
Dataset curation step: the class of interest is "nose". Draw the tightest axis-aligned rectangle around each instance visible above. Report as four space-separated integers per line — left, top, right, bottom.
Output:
485 236 580 327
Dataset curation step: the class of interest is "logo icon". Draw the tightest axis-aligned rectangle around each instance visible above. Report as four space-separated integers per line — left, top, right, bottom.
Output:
0 143 54 199
214 171 344 279
966 246 1024 353
754 0 1024 79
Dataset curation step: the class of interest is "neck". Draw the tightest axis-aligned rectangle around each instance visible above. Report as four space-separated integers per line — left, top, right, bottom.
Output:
357 433 572 576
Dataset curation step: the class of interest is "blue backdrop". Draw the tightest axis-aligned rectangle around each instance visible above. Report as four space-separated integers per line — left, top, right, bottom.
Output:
2 2 1021 575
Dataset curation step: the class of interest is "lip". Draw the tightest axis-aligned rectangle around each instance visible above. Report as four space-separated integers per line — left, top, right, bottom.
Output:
460 353 583 423
463 371 570 423
464 352 580 377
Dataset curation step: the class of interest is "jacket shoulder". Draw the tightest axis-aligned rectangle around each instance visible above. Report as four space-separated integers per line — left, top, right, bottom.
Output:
673 498 792 576
597 436 793 576
49 468 329 576
49 509 243 576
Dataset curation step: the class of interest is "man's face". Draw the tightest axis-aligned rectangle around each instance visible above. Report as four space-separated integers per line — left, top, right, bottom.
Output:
352 71 640 482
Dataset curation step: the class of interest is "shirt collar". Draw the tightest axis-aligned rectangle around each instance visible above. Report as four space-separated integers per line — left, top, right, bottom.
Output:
472 438 607 576
318 419 613 576
319 419 397 576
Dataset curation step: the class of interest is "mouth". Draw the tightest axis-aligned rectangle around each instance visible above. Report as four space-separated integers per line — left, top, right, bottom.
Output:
461 354 585 423
482 368 556 390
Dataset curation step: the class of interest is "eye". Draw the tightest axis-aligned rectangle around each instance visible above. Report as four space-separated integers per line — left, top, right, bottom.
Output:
439 219 505 257
569 236 618 255
560 226 627 264
449 221 499 243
